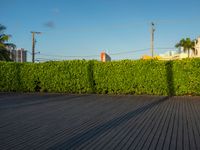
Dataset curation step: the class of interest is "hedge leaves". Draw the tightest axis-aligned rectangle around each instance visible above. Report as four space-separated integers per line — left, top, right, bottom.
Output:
1 59 200 95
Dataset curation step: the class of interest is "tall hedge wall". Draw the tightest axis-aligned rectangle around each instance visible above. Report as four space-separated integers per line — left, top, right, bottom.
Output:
0 61 93 93
1 59 200 95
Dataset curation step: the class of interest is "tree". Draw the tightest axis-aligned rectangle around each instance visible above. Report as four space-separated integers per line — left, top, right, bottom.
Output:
175 38 195 58
0 24 16 61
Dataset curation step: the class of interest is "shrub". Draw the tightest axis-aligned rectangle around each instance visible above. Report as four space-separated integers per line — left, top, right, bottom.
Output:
1 58 200 95
93 60 168 95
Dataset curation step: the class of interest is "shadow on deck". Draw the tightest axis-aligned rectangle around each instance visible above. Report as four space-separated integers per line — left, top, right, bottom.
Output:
48 96 170 149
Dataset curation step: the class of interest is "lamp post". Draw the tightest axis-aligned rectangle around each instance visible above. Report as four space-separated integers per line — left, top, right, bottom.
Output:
31 31 41 63
151 22 155 57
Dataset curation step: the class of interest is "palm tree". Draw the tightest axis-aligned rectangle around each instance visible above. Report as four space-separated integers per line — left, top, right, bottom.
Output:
175 38 195 58
0 24 16 61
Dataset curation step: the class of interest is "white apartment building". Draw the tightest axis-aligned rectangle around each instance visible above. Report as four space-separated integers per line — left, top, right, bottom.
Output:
10 48 27 62
195 37 200 57
159 36 200 60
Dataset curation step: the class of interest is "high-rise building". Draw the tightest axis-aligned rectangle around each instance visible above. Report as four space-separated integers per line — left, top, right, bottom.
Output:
10 48 27 62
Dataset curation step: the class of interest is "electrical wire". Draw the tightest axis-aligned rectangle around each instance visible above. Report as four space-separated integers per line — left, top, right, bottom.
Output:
36 47 176 58
38 53 99 58
30 47 184 62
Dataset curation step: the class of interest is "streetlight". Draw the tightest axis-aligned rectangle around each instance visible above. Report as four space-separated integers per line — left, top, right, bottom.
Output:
31 31 42 63
150 22 155 57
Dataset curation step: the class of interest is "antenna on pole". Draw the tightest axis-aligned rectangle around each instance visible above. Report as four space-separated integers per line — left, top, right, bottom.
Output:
151 22 155 57
31 31 42 63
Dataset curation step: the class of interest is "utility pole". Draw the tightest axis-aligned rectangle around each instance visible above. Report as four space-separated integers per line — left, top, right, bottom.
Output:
31 31 41 63
150 22 155 57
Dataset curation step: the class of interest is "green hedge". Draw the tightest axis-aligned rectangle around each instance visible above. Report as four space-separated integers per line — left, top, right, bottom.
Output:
1 59 200 95
93 60 168 95
0 60 93 93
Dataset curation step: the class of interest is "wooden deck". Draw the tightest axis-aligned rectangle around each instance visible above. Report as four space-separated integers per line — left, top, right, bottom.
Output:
0 94 200 150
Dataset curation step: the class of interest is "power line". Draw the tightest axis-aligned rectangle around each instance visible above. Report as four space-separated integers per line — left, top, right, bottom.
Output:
36 47 177 59
32 47 180 62
38 48 149 58
156 47 176 49
38 53 99 58
109 48 149 55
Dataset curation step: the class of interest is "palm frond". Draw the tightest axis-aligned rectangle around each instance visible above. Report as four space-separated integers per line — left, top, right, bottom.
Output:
0 24 16 61
0 24 6 34
0 34 10 43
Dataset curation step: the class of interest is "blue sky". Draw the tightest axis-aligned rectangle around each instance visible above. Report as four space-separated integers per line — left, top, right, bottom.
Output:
1 0 200 61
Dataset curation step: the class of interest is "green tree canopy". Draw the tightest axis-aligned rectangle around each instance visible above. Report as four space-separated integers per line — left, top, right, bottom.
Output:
0 24 16 61
175 38 195 58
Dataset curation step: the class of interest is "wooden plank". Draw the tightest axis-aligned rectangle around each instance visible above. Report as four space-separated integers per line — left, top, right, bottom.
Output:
134 97 171 150
154 97 175 150
90 97 161 150
189 97 200 150
162 97 177 150
1 94 200 150
182 97 190 150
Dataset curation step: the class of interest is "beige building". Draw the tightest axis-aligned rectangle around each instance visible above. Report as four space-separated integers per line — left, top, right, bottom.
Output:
195 37 200 57
158 36 200 60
